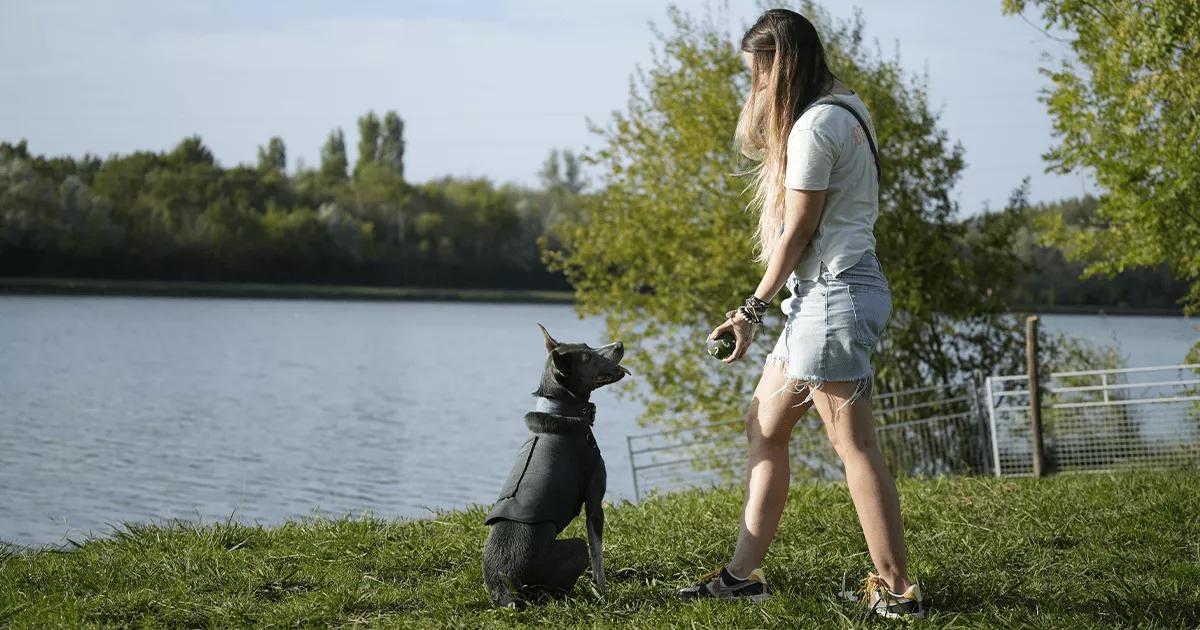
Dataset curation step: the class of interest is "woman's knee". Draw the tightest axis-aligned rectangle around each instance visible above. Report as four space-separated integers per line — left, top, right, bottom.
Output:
743 406 794 447
828 427 877 458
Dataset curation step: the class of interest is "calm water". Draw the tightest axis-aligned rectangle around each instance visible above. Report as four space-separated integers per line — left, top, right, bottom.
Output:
1 296 1196 547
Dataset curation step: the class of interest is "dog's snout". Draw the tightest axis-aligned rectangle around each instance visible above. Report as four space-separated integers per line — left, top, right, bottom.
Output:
600 341 624 361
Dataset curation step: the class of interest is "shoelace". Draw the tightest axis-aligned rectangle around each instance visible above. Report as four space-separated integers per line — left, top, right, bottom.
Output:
860 573 894 609
696 567 723 584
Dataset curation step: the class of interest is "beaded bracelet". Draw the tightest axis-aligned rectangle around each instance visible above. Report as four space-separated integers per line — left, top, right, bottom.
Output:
744 295 768 321
745 294 769 312
736 305 764 325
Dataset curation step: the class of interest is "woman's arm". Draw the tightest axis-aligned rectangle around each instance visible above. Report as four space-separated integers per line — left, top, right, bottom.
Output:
751 187 827 303
714 187 826 363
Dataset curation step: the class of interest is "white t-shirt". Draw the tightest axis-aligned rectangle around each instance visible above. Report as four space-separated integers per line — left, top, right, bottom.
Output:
783 91 879 280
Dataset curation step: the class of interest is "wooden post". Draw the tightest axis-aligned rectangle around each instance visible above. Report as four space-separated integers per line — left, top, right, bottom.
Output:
1026 316 1045 477
627 435 640 503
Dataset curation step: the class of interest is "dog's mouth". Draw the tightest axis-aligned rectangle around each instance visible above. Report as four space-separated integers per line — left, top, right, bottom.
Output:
594 364 632 386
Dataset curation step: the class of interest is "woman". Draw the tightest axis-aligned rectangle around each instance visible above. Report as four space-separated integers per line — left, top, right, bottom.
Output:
675 9 924 619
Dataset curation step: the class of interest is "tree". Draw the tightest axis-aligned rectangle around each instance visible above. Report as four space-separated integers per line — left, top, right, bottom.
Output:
144 137 221 244
1001 1 1200 336
1007 195 1189 310
256 137 286 174
539 148 585 195
355 111 381 177
530 148 586 257
320 128 349 184
351 160 410 245
379 111 406 179
1 125 550 288
417 176 520 264
540 2 1073 433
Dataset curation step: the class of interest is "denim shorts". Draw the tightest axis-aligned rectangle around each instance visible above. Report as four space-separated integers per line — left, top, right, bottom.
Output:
763 250 892 410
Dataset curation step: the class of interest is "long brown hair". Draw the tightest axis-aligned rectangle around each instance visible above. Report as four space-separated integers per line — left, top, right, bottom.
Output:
734 9 837 265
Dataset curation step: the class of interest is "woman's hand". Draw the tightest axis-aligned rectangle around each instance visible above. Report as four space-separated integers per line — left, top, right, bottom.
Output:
709 308 757 364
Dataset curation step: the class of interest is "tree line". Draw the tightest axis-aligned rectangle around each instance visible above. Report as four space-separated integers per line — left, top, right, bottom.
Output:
0 131 1187 313
1005 195 1189 312
0 111 584 290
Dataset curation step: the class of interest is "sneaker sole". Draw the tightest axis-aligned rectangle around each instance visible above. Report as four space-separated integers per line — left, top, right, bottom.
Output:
678 591 770 603
838 589 924 619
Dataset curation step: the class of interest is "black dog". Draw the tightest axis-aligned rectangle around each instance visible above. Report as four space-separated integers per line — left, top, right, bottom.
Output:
481 323 630 607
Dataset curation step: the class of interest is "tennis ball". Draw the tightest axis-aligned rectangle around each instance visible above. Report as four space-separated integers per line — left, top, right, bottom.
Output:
708 331 736 360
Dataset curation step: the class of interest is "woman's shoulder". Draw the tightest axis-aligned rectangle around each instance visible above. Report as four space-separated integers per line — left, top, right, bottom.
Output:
791 94 869 139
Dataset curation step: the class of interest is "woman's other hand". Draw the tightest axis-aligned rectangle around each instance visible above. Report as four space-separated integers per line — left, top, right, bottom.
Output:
709 309 757 363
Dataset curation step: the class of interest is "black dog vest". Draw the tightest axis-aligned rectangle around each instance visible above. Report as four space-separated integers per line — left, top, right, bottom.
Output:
484 406 602 535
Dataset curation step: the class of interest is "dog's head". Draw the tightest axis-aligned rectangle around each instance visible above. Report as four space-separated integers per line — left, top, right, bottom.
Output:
536 322 630 397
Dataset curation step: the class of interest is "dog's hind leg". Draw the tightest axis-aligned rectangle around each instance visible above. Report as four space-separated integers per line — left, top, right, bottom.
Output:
534 537 588 597
483 521 539 607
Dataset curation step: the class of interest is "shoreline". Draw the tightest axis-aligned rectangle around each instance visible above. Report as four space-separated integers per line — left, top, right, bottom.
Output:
0 277 1188 315
1008 303 1188 317
0 277 575 304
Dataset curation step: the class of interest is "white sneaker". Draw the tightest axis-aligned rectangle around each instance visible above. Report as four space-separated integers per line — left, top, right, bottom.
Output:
677 566 769 602
839 573 925 619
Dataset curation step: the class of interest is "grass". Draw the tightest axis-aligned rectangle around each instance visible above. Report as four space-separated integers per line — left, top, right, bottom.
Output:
0 277 575 304
2 470 1198 628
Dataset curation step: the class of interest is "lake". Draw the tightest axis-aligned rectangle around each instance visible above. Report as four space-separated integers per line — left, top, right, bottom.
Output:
1 296 1196 547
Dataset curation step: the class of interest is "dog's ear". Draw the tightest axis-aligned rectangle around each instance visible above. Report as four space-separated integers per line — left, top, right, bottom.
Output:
550 347 570 378
536 322 559 353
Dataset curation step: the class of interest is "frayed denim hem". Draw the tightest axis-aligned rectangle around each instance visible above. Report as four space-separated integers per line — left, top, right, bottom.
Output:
763 352 872 412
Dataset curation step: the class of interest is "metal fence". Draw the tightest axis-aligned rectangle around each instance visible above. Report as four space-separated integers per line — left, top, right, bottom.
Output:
624 363 1200 501
625 380 990 502
985 364 1200 476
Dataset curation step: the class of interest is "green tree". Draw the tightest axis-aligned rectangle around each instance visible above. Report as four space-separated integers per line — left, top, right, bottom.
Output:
351 161 410 245
256 137 287 174
379 111 406 179
355 111 381 177
417 176 520 265
540 2 1065 433
143 137 221 245
1007 195 1189 311
1001 1 1200 337
0 143 66 252
529 148 586 257
320 128 349 184
57 175 119 256
539 148 585 195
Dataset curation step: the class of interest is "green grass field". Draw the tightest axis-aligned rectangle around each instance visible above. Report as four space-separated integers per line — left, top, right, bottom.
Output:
2 470 1197 628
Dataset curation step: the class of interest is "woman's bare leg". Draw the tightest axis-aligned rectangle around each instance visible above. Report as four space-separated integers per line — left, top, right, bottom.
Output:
810 380 911 592
725 359 813 577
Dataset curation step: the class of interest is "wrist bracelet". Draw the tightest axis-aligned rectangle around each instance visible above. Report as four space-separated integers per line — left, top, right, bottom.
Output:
745 295 768 318
736 305 763 325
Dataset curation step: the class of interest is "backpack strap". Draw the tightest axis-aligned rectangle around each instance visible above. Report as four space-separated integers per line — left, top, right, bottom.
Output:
807 96 881 183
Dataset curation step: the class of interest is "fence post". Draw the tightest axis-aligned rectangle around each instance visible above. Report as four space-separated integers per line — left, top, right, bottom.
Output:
1026 316 1046 477
965 375 985 474
984 376 1002 477
626 434 640 503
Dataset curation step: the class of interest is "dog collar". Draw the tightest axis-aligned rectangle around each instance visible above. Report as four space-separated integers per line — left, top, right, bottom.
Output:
533 396 596 422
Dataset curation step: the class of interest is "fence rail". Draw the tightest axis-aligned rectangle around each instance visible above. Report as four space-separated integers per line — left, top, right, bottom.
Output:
626 380 987 502
625 363 1200 502
985 363 1200 476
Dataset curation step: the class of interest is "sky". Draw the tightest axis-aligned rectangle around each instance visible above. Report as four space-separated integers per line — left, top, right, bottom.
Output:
0 0 1095 215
